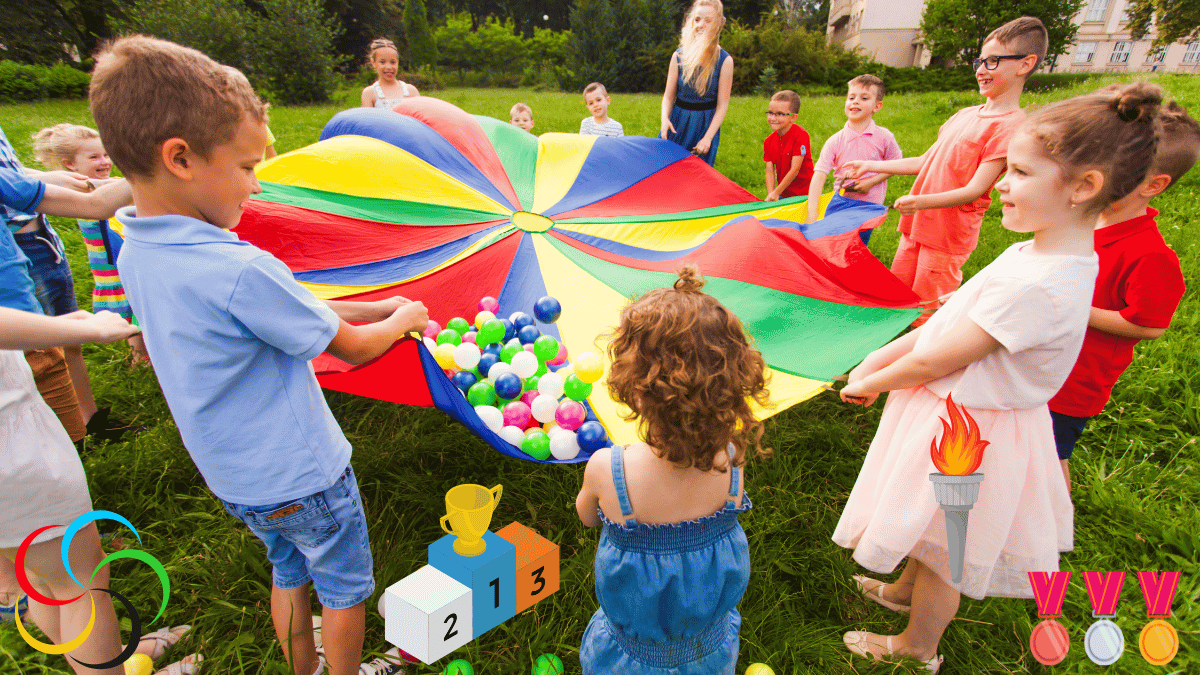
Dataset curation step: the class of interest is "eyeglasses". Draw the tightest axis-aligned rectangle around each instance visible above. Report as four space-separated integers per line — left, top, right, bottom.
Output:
766 111 796 117
972 54 1031 70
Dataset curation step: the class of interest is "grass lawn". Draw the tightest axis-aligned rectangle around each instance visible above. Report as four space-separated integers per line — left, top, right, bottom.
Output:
1 73 1199 674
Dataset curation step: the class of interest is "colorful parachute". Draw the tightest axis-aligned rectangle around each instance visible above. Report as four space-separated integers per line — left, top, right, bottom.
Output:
227 97 921 463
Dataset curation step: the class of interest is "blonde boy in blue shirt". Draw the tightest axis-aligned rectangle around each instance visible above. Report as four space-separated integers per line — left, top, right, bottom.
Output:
90 36 427 675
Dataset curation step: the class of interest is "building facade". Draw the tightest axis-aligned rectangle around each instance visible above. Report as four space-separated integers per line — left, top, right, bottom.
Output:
826 0 931 67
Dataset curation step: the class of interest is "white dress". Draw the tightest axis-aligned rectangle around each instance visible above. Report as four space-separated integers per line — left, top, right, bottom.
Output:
373 81 410 111
0 349 92 548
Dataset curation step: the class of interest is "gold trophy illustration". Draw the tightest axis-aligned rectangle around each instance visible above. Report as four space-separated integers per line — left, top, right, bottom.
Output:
439 483 503 556
928 394 989 583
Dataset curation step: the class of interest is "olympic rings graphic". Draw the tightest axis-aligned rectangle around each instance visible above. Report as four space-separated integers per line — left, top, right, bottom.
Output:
13 510 170 669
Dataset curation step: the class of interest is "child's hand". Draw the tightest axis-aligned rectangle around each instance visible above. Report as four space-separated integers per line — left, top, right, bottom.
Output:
389 300 429 335
839 380 879 406
893 195 922 216
839 161 870 180
843 180 866 194
128 333 151 366
660 120 676 139
372 296 416 322
64 309 141 344
39 170 93 193
764 191 779 202
692 137 712 156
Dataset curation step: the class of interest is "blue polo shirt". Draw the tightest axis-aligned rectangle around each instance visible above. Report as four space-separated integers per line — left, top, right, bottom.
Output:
0 167 45 314
115 207 350 504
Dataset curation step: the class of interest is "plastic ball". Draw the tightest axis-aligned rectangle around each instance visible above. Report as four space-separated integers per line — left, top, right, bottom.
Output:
493 372 524 400
446 317 470 336
423 336 438 353
500 318 516 341
467 381 497 407
510 311 535 329
474 310 496 329
498 425 526 447
462 331 477 344
563 374 593 401
537 371 565 399
502 401 532 428
482 342 503 357
473 405 504 433
745 665 776 675
423 320 441 339
477 352 500 378
433 343 457 369
576 421 608 451
549 431 580 460
511 350 539 379
530 394 559 423
548 342 568 366
488 361 513 382
574 351 604 383
451 370 477 394
521 389 540 407
555 364 574 381
524 343 536 353
479 319 507 345
532 296 562 324
518 324 541 344
531 653 564 675
524 373 541 392
443 659 475 675
453 343 481 370
522 431 552 460
533 335 559 362
124 653 154 675
477 296 499 313
535 361 548 377
436 328 462 347
555 400 587 431
501 342 521 364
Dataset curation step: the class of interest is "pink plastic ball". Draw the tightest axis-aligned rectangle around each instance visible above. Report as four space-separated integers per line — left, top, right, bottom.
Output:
555 400 587 431
524 343 536 352
548 343 568 366
478 296 500 313
521 390 539 407
423 320 441 339
462 331 477 344
502 401 532 428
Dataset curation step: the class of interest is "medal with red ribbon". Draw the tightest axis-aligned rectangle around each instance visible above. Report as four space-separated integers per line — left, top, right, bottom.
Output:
1082 571 1125 665
1028 571 1072 665
1136 571 1180 665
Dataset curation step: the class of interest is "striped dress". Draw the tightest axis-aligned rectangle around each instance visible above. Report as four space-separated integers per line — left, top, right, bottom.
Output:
77 219 132 319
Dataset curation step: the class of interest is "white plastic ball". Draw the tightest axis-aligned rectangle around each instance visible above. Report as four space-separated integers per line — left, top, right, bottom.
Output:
423 336 438 353
505 337 522 350
537 371 565 399
498 425 526 446
453 342 482 370
530 394 559 423
549 431 580 460
510 350 539 379
475 405 504 433
487 361 513 382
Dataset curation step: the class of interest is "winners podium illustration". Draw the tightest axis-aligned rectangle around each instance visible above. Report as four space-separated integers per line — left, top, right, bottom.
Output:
384 484 560 663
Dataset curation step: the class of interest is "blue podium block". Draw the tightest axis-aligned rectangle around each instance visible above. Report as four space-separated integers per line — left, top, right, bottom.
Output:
428 531 516 638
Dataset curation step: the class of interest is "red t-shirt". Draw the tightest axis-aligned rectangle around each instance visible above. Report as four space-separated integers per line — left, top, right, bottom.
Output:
1048 208 1185 417
763 124 813 199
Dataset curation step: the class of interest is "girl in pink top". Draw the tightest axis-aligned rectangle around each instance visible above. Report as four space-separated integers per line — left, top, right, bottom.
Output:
833 83 1163 672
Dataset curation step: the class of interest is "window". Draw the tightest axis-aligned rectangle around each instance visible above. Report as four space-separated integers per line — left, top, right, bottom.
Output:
1075 42 1097 63
1145 48 1165 63
1110 41 1133 63
1184 42 1200 63
1085 0 1110 22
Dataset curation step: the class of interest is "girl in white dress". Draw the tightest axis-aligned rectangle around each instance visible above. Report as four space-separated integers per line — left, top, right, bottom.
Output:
833 82 1164 672
359 38 420 110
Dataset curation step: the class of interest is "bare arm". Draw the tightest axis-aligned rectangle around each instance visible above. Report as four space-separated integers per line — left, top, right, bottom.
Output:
766 154 803 201
361 85 375 108
323 296 416 323
846 171 890 194
842 153 926 179
1089 307 1167 340
893 158 1006 216
29 169 91 192
765 162 777 198
805 169 828 222
575 449 609 527
692 56 734 157
36 180 132 220
405 83 421 97
324 300 428 365
0 308 138 350
660 53 680 138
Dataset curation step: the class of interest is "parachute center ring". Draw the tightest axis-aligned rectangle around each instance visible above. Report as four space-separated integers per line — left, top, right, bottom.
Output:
511 211 555 233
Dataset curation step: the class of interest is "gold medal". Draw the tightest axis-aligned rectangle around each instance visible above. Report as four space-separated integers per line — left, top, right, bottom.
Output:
1138 618 1178 666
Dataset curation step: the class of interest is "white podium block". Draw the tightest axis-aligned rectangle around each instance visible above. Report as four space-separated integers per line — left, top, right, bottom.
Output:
383 564 473 663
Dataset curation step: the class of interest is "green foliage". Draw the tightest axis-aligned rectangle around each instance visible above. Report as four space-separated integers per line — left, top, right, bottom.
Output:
120 0 256 72
565 0 683 93
756 64 778 97
435 11 568 87
0 0 120 66
405 0 439 69
0 61 91 103
1127 0 1200 49
918 0 1087 65
723 17 865 94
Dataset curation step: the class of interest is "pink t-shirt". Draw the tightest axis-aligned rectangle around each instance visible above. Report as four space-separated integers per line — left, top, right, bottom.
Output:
813 119 902 205
898 106 1025 255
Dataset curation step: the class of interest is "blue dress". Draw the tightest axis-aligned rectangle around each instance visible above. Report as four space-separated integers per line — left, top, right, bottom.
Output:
580 444 751 674
667 48 729 166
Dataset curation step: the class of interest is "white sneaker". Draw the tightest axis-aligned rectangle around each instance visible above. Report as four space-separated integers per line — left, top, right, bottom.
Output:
315 647 407 675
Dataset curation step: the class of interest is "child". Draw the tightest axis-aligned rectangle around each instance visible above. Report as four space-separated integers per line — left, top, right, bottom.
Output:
510 102 535 131
660 0 733 165
575 266 768 674
90 36 428 675
360 38 420 110
842 16 1046 323
1048 100 1199 491
762 89 813 202
580 83 623 137
833 82 1162 672
33 123 148 363
806 74 903 244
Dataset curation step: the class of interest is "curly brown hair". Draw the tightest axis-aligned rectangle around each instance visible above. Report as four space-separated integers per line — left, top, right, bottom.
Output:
605 266 771 472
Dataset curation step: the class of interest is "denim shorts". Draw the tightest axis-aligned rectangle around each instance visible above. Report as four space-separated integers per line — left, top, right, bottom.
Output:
219 464 375 609
13 218 78 317
1050 410 1091 460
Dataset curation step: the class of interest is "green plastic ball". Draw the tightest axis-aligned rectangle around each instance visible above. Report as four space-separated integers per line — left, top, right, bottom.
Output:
442 659 474 675
563 374 593 401
533 335 559 362
436 328 462 346
524 373 541 392
467 381 497 407
534 361 548 377
531 653 564 675
522 431 552 460
501 343 522 364
446 317 471 336
479 319 507 345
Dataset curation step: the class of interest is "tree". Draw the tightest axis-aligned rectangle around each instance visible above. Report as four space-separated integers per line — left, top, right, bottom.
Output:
1126 0 1200 49
405 0 439 69
0 0 121 65
919 0 1087 66
776 0 829 33
253 0 344 103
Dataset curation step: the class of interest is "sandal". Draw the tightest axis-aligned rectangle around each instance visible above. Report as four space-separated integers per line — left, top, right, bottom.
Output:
853 575 911 613
137 625 191 660
844 631 942 673
316 647 414 675
154 653 202 675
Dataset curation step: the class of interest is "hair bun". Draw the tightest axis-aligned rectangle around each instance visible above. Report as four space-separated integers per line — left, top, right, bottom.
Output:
1112 81 1163 123
673 265 706 292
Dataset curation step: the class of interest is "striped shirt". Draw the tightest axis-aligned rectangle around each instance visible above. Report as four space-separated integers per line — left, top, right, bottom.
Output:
580 117 624 137
78 219 132 318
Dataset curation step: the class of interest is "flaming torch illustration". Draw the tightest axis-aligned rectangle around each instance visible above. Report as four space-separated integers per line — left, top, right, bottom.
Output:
928 393 989 583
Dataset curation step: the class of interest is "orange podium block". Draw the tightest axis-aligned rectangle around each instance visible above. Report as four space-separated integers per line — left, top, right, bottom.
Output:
495 522 559 613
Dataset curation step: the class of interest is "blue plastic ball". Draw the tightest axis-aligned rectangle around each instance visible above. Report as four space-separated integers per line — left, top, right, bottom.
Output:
482 342 503 357
451 370 477 394
518 324 541 344
576 421 608 451
493 372 524 400
499 318 516 341
477 352 500 378
511 312 535 330
533 296 562 323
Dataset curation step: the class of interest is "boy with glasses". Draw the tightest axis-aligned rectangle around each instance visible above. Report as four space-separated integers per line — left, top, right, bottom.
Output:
763 89 813 201
842 16 1046 324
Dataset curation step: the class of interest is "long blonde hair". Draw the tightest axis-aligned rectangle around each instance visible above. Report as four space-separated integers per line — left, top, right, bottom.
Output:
678 0 726 97
32 123 99 170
